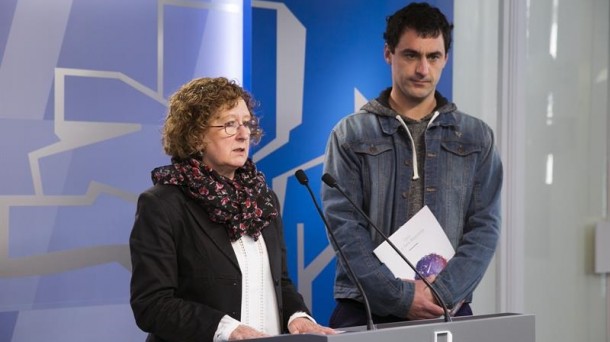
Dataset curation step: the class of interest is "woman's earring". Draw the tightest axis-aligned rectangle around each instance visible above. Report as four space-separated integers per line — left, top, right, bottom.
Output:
193 150 204 160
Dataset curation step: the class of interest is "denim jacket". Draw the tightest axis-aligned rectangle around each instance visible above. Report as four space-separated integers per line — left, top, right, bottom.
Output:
321 91 503 318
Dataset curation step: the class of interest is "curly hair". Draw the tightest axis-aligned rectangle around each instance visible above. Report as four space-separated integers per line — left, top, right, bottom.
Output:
383 2 453 54
162 77 262 159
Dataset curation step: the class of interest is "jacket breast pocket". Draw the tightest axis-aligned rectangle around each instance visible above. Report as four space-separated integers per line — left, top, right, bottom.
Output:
351 142 393 157
439 141 482 190
351 142 394 182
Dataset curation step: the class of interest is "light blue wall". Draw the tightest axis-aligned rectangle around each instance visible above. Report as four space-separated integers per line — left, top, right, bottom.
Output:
0 0 243 340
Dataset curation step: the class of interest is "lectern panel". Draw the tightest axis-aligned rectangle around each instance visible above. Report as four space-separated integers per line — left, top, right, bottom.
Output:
250 313 535 342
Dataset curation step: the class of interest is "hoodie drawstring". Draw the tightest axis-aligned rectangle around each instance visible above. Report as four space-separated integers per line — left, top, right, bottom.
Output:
395 111 440 180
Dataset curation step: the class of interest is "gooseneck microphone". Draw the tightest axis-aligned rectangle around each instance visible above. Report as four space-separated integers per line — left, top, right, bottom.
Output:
321 173 452 323
294 169 375 331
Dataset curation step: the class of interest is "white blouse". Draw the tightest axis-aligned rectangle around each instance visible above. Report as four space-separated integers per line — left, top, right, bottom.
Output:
233 235 280 334
214 235 311 341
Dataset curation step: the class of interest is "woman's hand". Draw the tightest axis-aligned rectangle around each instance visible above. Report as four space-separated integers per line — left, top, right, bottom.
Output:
229 324 269 340
288 317 336 335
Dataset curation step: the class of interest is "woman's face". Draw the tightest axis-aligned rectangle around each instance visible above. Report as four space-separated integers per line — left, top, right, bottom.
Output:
201 99 252 179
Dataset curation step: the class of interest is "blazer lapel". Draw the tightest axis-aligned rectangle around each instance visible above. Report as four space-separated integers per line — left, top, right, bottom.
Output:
184 201 240 270
261 224 280 280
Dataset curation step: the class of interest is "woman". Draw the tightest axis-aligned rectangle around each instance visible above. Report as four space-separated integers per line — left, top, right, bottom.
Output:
129 77 335 341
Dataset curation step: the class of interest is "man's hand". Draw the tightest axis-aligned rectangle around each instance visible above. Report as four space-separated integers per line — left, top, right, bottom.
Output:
228 324 269 340
405 276 445 320
288 317 336 335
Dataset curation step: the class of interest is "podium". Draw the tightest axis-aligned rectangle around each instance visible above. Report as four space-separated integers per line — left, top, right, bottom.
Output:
253 313 534 342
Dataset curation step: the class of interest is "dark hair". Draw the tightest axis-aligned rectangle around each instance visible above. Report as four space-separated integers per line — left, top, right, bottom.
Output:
383 2 454 54
162 77 262 159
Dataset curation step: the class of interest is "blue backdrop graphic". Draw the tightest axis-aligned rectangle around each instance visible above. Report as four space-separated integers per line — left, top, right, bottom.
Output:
0 0 452 340
251 0 453 324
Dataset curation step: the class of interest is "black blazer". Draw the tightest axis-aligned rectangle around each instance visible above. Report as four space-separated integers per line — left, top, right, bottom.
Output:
129 184 310 342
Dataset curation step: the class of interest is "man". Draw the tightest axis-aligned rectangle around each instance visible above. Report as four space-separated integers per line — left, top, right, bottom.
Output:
321 2 503 328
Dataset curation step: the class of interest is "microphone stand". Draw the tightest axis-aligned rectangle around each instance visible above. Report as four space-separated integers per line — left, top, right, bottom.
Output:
321 173 452 323
295 169 376 331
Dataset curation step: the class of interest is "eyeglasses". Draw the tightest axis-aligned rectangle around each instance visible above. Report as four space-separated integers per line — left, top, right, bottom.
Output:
209 119 260 137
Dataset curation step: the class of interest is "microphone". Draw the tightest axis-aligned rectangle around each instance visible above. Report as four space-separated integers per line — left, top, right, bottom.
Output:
294 169 375 331
321 173 452 323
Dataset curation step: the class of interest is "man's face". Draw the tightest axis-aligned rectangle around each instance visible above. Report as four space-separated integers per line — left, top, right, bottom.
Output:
384 28 448 105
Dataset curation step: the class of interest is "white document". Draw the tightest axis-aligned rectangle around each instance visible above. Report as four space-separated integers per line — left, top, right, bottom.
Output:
373 205 454 280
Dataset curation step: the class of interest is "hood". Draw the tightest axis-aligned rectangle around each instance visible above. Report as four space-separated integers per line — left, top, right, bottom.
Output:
361 87 457 119
360 88 457 181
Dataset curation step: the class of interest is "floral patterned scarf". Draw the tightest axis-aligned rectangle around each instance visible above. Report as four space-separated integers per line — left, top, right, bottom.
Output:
151 157 278 241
